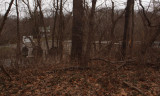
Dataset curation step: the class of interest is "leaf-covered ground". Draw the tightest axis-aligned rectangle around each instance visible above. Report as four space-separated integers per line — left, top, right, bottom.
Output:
0 61 160 96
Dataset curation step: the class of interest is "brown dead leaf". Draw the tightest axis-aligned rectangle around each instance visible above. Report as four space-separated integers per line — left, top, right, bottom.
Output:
118 89 127 96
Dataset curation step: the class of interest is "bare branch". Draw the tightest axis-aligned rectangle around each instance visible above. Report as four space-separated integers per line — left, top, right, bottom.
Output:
0 0 14 36
139 0 151 27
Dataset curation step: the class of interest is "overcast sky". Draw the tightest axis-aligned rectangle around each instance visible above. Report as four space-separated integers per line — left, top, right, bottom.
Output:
0 0 157 18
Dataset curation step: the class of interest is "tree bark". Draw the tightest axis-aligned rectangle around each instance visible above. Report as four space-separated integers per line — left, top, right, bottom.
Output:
71 0 84 63
111 0 115 40
83 0 97 66
121 0 134 59
52 0 59 49
130 1 135 56
59 0 64 59
15 0 21 69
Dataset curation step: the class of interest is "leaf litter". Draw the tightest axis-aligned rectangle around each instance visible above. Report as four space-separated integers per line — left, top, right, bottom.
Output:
0 61 160 96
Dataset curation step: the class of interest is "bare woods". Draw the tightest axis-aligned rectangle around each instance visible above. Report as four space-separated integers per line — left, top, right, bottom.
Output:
0 0 160 95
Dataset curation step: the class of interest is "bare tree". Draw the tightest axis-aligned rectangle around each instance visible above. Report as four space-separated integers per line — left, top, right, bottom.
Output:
24 0 43 47
51 0 59 49
58 0 64 59
0 0 14 36
71 0 84 63
22 0 33 18
107 0 124 56
15 0 21 69
83 0 97 66
138 0 160 56
22 0 43 58
121 0 134 59
37 0 49 53
129 0 135 56
0 0 14 79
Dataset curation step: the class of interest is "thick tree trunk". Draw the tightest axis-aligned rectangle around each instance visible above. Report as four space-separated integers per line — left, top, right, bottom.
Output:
71 0 84 63
121 0 134 59
130 1 135 56
83 0 97 66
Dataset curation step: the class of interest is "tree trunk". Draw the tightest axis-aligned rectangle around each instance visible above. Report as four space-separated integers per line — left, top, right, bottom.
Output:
15 0 21 69
0 0 14 36
129 1 135 57
121 0 134 59
107 1 115 56
107 1 124 57
52 0 59 49
37 0 49 53
34 12 41 47
59 0 64 59
22 0 41 48
83 0 97 66
111 1 115 40
141 26 160 55
71 0 84 63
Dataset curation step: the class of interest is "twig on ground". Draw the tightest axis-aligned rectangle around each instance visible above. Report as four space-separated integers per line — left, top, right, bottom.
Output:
117 59 136 69
89 58 112 64
48 66 90 73
123 81 146 96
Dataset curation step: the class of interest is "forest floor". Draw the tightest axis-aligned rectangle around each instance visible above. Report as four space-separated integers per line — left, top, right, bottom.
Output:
0 60 160 96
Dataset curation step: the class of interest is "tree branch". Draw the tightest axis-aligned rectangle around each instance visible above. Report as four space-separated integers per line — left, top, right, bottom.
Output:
0 0 15 36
